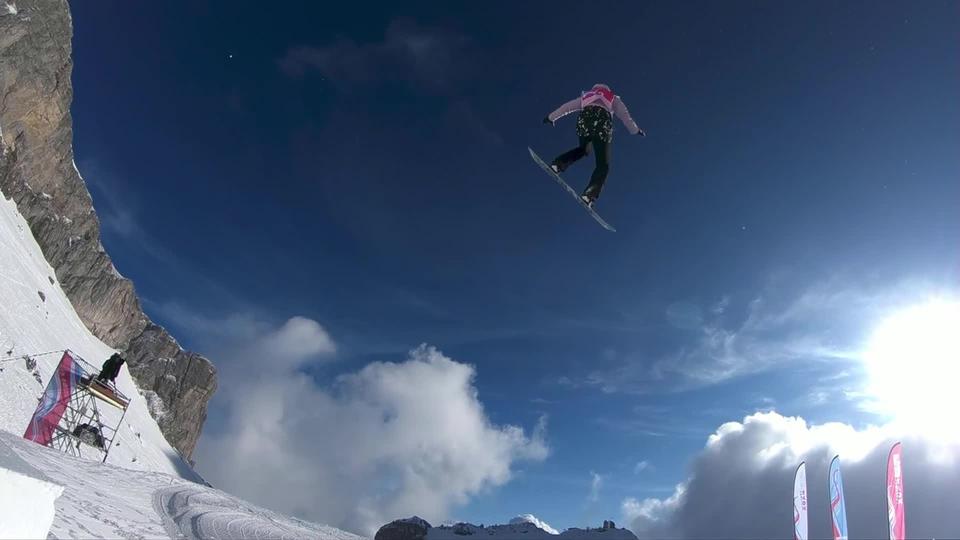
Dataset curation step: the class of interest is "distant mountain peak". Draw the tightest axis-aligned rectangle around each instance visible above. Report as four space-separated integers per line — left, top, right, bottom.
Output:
509 514 560 535
378 516 637 540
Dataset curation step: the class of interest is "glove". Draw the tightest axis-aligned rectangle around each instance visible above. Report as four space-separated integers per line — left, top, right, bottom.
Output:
543 116 554 126
637 128 646 137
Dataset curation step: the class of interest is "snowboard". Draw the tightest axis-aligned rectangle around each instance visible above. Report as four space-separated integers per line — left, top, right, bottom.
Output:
528 147 616 232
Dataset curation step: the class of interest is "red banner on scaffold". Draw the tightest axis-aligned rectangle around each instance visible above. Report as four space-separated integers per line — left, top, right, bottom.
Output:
23 351 83 445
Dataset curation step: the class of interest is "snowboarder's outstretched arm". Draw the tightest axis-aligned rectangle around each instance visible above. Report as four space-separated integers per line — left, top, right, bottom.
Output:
546 98 582 124
613 96 645 136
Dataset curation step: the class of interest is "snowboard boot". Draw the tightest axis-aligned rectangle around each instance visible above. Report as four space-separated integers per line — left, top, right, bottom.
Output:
580 194 595 208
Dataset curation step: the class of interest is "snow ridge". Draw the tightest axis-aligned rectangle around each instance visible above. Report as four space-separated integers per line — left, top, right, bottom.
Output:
510 514 559 535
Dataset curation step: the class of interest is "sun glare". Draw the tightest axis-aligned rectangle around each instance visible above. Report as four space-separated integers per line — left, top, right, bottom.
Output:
863 298 960 433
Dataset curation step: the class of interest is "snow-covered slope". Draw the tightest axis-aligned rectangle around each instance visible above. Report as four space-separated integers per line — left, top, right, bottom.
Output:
0 186 368 538
0 429 367 539
0 431 63 538
0 189 194 478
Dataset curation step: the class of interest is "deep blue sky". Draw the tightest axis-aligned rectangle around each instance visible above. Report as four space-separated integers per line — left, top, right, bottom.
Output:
70 1 958 532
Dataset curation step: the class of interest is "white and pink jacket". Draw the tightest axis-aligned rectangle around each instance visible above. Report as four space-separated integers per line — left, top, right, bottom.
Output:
547 84 641 135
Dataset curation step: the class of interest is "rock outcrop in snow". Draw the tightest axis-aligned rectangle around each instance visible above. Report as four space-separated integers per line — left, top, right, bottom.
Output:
374 516 431 540
0 0 216 459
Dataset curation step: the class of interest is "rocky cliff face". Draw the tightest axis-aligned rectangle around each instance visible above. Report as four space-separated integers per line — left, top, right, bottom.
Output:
0 0 216 460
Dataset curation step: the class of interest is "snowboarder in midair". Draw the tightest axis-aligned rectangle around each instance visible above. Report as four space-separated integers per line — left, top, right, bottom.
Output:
543 83 644 207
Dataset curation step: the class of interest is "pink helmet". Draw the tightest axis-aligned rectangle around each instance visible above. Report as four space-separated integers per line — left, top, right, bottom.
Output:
581 83 615 110
591 83 614 100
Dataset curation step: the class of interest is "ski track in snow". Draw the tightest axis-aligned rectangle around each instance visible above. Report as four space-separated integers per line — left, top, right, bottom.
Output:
2 428 368 540
154 484 365 540
3 429 179 539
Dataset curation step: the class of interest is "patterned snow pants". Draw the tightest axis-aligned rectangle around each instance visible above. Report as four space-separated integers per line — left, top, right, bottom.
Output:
551 106 614 200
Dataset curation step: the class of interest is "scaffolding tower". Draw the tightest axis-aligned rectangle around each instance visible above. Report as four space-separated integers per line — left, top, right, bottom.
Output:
35 351 131 463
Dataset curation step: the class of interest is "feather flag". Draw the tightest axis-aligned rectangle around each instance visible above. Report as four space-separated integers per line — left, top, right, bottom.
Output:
793 462 808 540
829 455 848 540
886 442 906 540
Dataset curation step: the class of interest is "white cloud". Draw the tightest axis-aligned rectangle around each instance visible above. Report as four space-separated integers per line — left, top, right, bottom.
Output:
78 159 178 258
711 295 730 315
633 460 651 474
588 472 603 503
621 484 685 534
158 309 337 388
579 279 955 395
196 333 548 537
77 160 248 309
256 316 336 367
155 301 269 340
279 18 468 94
807 389 830 406
624 411 960 539
651 290 859 387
